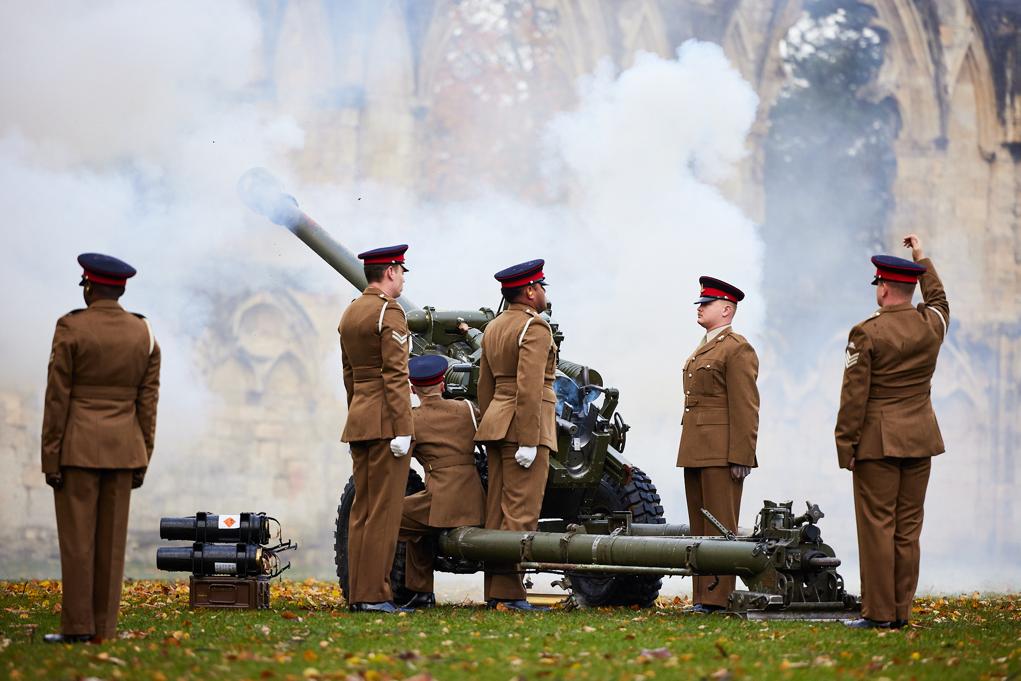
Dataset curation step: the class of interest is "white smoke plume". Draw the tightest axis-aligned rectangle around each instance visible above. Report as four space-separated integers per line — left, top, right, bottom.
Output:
1 2 1011 596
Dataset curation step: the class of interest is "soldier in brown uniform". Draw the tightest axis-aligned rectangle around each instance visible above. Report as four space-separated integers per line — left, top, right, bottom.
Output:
397 354 486 609
42 253 160 644
676 276 759 613
339 244 415 614
474 259 556 611
836 234 949 629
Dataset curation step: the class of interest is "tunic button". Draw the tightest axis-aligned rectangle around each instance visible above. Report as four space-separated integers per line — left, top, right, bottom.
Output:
685 408 690 412
688 373 692 378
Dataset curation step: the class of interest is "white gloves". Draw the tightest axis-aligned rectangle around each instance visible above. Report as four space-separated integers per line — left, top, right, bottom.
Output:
515 446 537 469
729 464 751 481
390 435 412 458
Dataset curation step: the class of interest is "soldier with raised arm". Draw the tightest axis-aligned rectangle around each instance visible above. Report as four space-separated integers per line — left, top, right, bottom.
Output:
397 354 486 609
836 234 949 629
340 244 414 614
474 259 556 612
676 276 759 613
42 253 160 644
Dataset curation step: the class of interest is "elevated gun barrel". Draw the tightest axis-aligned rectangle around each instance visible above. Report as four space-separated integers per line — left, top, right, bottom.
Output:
437 527 771 577
237 168 416 311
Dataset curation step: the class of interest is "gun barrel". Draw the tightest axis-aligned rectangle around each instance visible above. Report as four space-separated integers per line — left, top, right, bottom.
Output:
437 527 771 577
238 167 416 311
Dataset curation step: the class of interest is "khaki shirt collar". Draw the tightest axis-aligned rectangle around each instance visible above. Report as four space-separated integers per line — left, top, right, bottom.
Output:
879 302 914 313
705 324 731 343
418 392 443 403
507 302 536 315
363 285 390 300
88 299 123 310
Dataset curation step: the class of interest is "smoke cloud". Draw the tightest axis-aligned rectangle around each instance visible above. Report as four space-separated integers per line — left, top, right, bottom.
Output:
0 2 1013 596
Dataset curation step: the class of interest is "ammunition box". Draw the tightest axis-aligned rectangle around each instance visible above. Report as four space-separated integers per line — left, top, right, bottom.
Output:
189 576 270 610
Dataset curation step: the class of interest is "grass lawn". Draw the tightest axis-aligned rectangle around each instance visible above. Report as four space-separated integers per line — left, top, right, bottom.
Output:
1 580 1018 680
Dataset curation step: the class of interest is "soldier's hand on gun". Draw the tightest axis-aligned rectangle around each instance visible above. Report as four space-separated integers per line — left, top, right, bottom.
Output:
903 234 924 261
44 472 63 490
515 446 537 468
131 471 145 489
390 435 412 457
729 464 751 481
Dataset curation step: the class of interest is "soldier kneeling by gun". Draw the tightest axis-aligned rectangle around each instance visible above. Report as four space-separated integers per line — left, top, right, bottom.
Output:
397 355 486 609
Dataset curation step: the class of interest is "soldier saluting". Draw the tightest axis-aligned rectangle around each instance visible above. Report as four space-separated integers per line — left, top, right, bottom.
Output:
676 276 759 614
397 354 486 609
474 260 556 612
837 234 949 629
42 253 160 644
340 245 414 614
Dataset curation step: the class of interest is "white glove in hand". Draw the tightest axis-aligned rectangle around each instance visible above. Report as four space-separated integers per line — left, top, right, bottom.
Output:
515 446 537 468
729 464 751 481
390 435 412 457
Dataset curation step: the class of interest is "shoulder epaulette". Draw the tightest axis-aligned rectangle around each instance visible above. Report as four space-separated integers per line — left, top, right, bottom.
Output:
67 308 86 315
131 312 146 319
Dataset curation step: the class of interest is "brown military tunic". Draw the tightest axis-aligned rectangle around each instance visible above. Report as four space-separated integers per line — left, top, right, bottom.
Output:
398 394 486 593
339 285 414 604
474 303 556 601
835 257 948 623
41 299 160 638
676 326 759 607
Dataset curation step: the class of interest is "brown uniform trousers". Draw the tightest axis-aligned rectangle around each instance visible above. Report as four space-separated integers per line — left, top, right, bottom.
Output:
676 328 759 608
339 286 414 604
835 258 948 623
41 299 160 638
399 395 486 593
475 303 557 601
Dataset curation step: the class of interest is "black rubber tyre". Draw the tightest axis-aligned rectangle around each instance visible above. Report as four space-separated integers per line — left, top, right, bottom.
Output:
570 467 666 608
334 469 425 606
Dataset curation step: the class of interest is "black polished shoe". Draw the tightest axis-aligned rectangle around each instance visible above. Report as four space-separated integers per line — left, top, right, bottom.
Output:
844 617 892 629
486 599 549 612
401 592 436 610
43 633 93 644
891 619 909 629
349 601 413 614
688 603 726 614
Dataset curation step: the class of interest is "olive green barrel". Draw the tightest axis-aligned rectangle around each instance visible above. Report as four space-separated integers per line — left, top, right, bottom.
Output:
237 167 416 311
437 527 771 577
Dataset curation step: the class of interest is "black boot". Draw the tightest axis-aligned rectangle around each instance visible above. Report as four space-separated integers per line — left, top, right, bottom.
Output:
43 633 93 644
401 592 436 610
844 617 892 629
349 601 413 614
486 599 549 612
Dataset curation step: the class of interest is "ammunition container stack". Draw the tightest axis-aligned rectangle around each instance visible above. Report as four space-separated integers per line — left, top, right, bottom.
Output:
156 512 295 610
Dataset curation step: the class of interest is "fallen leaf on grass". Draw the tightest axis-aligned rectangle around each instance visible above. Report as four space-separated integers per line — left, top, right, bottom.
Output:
94 652 127 666
280 611 299 620
639 647 673 660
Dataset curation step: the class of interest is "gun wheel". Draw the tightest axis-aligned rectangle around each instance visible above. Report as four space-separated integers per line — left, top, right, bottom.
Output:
569 466 665 608
334 469 425 607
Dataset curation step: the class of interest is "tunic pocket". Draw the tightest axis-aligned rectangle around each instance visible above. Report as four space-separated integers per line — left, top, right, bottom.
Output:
697 361 725 394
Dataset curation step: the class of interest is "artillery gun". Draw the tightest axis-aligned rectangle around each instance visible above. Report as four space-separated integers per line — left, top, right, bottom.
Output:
238 168 859 618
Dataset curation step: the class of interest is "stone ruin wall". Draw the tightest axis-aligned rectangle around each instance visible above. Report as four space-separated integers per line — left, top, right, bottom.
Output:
2 0 1018 577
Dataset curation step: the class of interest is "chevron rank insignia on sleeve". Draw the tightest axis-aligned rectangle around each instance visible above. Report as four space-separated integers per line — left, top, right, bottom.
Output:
391 330 409 345
844 349 860 369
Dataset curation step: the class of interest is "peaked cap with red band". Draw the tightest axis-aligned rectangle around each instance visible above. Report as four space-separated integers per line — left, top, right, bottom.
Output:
78 253 136 287
494 259 546 289
357 244 409 271
871 255 926 285
409 354 448 387
695 276 744 305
